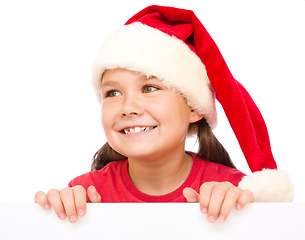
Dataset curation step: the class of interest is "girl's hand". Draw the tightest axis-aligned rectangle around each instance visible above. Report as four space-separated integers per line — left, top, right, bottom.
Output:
183 182 254 223
34 185 101 223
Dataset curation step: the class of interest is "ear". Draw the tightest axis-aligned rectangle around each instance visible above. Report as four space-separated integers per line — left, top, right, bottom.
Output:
189 109 204 123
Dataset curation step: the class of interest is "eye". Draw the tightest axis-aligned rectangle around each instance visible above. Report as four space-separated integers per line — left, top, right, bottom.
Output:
106 89 121 97
143 85 158 93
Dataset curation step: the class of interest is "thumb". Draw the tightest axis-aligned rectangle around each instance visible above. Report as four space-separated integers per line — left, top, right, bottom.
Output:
183 187 200 203
87 186 101 203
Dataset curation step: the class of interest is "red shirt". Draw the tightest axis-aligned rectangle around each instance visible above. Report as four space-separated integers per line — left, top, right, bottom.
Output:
68 152 246 202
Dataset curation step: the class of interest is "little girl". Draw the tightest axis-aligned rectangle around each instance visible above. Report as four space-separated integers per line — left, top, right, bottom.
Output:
35 5 294 224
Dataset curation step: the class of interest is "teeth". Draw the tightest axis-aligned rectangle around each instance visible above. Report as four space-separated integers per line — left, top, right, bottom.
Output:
123 126 154 134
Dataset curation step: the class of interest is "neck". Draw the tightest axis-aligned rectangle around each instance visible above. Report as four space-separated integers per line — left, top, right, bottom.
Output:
128 151 193 196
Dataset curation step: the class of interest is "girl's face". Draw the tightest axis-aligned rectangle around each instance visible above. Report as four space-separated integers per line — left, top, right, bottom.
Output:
100 68 202 161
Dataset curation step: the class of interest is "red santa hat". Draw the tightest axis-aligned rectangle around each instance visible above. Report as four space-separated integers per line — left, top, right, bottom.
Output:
91 5 294 202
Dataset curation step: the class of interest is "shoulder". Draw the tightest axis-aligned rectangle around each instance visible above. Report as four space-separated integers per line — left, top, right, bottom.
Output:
68 160 126 189
191 152 246 186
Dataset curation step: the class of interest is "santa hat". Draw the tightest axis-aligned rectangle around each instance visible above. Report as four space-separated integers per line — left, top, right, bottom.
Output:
91 5 294 202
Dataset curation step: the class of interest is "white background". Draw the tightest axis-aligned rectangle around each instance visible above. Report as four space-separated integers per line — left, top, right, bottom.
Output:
0 0 304 203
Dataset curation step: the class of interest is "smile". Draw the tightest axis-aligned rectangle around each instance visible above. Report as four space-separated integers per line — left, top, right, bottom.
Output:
123 126 156 134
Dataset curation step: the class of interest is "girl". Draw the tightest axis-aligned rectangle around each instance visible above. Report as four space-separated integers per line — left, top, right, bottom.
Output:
35 5 294 224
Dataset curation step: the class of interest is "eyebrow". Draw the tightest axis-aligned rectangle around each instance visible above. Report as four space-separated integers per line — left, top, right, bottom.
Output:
101 80 119 87
101 75 157 87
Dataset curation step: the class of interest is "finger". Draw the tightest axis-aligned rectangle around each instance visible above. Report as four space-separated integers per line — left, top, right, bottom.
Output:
72 185 87 217
60 187 78 223
34 191 51 210
236 189 254 211
182 187 200 203
206 182 232 223
47 189 66 220
218 187 243 222
199 182 218 215
87 186 101 203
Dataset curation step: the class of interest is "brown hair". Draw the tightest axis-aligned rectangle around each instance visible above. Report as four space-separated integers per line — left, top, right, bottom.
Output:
90 118 235 171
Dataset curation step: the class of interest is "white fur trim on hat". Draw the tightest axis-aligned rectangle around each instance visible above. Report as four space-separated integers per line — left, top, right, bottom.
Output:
238 169 294 202
91 22 217 128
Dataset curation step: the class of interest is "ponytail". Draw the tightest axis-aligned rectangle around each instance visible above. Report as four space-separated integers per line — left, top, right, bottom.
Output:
91 118 235 171
195 118 236 169
91 142 126 171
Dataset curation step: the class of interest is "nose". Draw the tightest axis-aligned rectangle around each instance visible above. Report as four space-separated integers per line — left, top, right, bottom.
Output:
121 94 144 117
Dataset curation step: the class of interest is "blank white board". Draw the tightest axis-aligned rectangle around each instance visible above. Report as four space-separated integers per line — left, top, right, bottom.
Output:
0 203 304 240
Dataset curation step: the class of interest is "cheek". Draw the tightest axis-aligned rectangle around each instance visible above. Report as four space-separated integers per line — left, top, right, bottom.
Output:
155 96 191 127
100 103 114 132
164 95 191 117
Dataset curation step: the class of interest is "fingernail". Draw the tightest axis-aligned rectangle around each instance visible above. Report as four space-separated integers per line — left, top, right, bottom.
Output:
78 209 85 217
201 208 208 214
218 215 225 222
69 215 78 223
208 215 216 223
236 204 242 210
44 204 50 210
59 212 66 219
